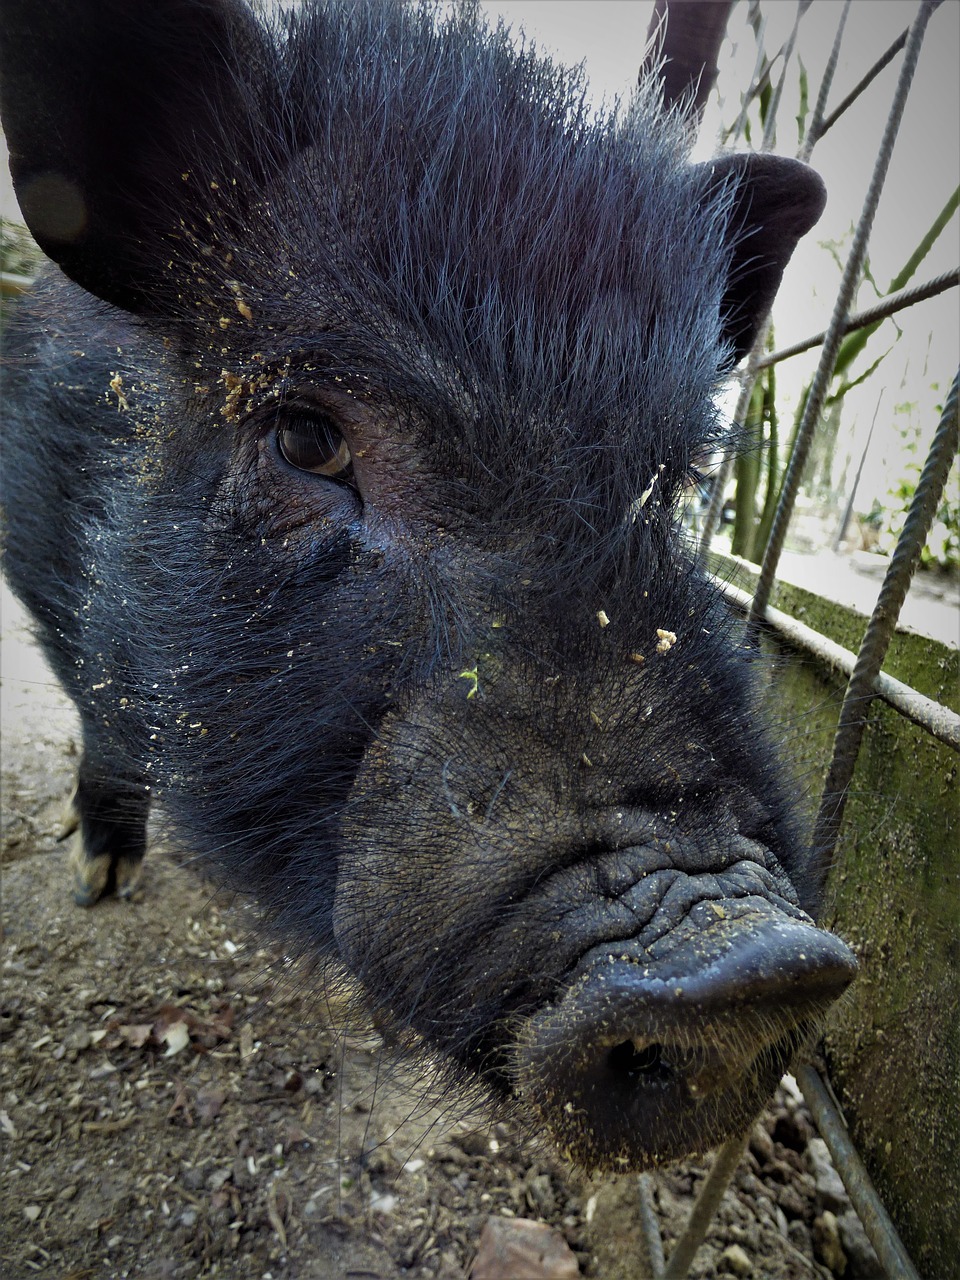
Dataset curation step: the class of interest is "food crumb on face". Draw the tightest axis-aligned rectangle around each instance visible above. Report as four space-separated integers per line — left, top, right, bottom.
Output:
109 373 130 411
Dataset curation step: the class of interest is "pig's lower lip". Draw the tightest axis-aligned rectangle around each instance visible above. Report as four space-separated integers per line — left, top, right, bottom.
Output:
515 1006 800 1169
512 917 857 1169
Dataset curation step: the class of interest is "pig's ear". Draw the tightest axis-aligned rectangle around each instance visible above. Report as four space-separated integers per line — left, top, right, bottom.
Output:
0 0 269 314
698 154 827 364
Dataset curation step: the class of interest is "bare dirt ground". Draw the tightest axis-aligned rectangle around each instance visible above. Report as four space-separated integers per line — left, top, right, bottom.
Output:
1 583 879 1280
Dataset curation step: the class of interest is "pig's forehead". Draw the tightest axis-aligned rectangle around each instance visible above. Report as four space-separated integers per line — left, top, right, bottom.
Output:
248 138 731 420
263 132 726 313
257 4 732 363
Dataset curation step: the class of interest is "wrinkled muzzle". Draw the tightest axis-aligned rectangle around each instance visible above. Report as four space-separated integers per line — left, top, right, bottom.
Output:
336 668 858 1173
513 901 857 1169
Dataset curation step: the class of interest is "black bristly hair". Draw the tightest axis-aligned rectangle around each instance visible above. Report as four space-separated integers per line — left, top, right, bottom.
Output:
0 0 843 1174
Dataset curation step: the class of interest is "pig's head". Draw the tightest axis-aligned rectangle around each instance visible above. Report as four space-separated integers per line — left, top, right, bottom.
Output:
1 0 855 1168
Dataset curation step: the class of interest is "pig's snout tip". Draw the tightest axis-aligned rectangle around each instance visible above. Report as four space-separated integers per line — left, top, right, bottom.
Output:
514 917 856 1170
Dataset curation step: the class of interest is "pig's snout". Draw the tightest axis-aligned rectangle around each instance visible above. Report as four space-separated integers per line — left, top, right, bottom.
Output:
514 911 857 1169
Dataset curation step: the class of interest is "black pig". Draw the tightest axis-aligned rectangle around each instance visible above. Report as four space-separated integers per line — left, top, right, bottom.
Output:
0 0 855 1169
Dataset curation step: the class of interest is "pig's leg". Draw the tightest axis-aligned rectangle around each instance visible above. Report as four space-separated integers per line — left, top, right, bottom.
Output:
62 735 150 906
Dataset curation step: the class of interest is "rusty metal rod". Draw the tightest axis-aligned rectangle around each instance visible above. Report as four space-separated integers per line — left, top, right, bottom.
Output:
799 0 851 162
638 1173 665 1277
811 369 960 882
755 268 959 369
725 14 771 147
698 0 849 562
712 576 960 752
795 1063 921 1280
749 0 936 630
662 1132 748 1278
811 28 908 143
759 1 807 152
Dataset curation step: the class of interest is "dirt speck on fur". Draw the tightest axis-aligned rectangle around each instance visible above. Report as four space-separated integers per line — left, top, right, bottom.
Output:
2 583 853 1279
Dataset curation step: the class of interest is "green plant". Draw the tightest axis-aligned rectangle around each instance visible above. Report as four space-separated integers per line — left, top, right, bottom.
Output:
0 216 42 277
873 395 960 572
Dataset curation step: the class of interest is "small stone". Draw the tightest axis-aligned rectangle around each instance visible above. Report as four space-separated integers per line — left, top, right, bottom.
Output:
781 1074 804 1107
807 1138 849 1212
206 1167 231 1193
777 1182 807 1219
524 1172 557 1218
749 1123 774 1163
63 1025 92 1056
727 1224 760 1252
195 1085 227 1124
813 1210 848 1275
139 1263 179 1280
718 1243 753 1275
456 1128 491 1157
470 1216 579 1280
772 1108 813 1151
181 1166 206 1192
368 1191 397 1215
24 1204 41 1222
837 1209 884 1278
788 1219 813 1259
364 1147 399 1178
767 1156 796 1184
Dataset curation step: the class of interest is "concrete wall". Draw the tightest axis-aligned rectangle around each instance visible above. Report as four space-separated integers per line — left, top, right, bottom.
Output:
712 552 959 1277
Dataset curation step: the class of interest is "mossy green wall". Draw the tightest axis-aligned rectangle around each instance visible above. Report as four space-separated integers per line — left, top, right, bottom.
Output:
711 553 959 1277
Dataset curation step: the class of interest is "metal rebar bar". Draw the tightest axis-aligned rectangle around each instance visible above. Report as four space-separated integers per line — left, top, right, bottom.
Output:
698 338 768 562
759 0 807 152
831 393 882 552
812 29 908 144
638 1173 665 1277
662 1132 748 1279
725 12 770 147
795 1063 922 1280
713 576 960 751
748 0 937 633
799 0 850 162
755 268 960 369
810 370 960 882
698 0 850 563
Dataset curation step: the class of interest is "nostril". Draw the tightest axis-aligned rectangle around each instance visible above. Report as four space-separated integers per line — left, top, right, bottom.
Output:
607 1038 669 1081
514 915 857 1168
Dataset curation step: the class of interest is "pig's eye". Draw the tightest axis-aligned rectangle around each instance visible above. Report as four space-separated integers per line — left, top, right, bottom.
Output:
276 414 353 481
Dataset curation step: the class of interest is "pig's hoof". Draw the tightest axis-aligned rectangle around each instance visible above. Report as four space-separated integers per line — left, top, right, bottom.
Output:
57 786 80 842
70 837 111 906
68 833 143 907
